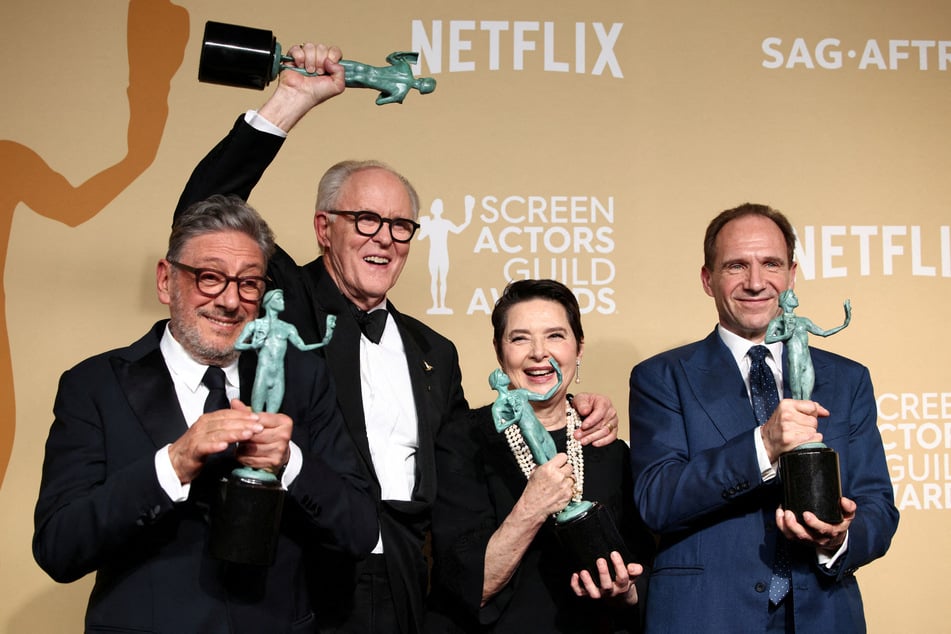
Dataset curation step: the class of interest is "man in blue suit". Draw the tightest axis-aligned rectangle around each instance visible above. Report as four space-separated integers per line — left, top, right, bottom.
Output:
629 203 898 632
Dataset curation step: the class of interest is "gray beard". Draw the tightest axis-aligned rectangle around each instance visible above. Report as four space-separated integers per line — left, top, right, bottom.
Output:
170 321 239 366
168 285 242 366
181 331 238 366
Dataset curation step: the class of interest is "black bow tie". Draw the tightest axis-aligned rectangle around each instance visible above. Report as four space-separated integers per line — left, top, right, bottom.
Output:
352 306 388 344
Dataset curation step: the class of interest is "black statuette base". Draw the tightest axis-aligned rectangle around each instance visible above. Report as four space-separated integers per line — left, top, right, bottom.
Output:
199 21 277 90
210 475 284 566
780 446 843 524
552 502 634 581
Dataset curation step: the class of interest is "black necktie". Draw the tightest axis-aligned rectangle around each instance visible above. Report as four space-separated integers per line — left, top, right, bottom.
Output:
748 345 779 425
202 366 230 413
352 306 388 344
748 345 791 604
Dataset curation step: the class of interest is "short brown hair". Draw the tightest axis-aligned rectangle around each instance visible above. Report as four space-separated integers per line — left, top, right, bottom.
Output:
703 202 796 270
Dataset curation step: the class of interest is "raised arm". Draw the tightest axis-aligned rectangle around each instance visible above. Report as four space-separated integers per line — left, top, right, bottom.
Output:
175 42 345 218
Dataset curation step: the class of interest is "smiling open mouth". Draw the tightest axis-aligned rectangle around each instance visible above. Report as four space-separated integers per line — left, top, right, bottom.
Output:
526 367 555 377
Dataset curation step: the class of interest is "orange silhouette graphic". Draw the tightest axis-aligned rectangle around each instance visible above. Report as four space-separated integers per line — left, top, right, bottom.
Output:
0 0 188 487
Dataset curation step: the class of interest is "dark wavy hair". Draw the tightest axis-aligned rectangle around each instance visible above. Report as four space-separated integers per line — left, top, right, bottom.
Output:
168 194 275 262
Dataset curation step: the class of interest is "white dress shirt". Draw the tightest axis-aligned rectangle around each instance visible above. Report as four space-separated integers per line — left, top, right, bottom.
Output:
359 304 419 553
154 324 302 501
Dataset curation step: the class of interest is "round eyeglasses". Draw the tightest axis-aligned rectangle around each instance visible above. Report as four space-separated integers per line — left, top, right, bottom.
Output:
327 210 420 243
167 259 268 302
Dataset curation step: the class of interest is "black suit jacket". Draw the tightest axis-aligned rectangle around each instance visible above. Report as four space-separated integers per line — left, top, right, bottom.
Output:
33 321 377 633
176 117 470 634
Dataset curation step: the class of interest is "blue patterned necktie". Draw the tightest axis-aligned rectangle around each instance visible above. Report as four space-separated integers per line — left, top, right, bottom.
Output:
748 345 779 425
748 345 791 605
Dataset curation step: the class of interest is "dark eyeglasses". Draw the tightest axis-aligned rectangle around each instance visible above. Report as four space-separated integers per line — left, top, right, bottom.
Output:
167 259 268 302
327 210 420 243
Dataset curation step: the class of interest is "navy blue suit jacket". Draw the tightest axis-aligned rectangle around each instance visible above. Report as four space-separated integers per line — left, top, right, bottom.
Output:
33 321 377 633
628 329 897 633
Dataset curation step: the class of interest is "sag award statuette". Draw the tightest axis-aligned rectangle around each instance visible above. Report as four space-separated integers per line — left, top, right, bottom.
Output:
210 289 335 566
490 359 633 580
197 21 436 105
765 289 852 524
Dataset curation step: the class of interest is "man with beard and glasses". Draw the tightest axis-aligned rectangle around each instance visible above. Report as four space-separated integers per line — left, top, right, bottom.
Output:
33 195 376 633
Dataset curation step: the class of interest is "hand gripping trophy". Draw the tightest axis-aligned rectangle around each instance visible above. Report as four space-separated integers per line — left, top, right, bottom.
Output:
489 359 633 579
765 289 851 524
197 21 436 105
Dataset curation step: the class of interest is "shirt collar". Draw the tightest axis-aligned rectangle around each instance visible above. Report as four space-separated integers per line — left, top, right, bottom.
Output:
159 323 240 394
716 324 783 368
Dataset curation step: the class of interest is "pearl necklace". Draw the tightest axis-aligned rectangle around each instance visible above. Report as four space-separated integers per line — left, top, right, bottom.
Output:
504 401 585 504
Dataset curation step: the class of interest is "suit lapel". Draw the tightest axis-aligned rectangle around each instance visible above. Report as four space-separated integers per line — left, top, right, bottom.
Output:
389 302 438 503
682 330 758 442
111 323 187 449
303 259 376 476
681 332 839 443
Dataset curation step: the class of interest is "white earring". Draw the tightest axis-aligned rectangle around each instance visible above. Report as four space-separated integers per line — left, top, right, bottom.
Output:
575 358 581 384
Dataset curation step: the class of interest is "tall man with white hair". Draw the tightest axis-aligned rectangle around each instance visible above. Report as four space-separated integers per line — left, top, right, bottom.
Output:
177 42 620 633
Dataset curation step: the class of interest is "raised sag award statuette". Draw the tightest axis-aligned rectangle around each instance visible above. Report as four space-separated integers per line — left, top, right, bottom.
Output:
198 20 436 105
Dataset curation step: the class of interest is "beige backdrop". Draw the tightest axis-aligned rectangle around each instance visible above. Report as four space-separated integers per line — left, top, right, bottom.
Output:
1 1 946 631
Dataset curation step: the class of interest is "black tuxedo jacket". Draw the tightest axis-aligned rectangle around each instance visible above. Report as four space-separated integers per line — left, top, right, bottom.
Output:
33 321 376 633
176 117 470 634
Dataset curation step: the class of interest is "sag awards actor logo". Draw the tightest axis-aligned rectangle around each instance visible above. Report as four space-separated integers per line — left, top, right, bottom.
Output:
418 196 475 315
417 194 617 316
